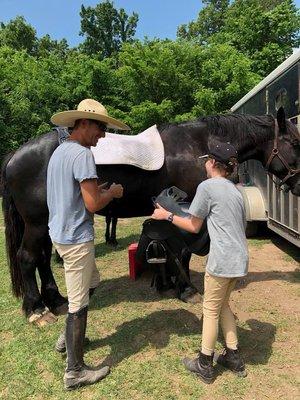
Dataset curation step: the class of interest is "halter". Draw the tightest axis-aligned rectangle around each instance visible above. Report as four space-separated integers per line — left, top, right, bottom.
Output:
265 120 300 188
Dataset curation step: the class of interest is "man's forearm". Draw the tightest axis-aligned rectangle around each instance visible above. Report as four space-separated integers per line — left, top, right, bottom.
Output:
95 189 114 211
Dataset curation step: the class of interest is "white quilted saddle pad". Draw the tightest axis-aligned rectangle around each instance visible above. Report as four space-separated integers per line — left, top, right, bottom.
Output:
91 125 164 170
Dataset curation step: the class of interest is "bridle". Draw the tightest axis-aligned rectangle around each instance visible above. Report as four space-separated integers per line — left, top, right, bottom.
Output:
265 120 300 188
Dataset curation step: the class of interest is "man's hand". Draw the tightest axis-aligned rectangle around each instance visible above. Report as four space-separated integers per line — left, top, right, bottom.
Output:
151 203 169 220
98 182 109 192
109 183 123 199
80 179 123 213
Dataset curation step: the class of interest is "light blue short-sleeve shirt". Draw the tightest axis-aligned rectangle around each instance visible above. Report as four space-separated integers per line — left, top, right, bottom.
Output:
47 140 98 244
189 177 249 278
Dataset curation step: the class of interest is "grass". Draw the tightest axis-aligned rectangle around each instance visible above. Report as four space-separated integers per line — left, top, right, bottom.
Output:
0 214 299 399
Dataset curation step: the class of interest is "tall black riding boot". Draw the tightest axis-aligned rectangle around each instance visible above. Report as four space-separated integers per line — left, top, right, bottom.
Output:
215 347 247 377
55 288 97 353
182 352 215 384
63 306 110 390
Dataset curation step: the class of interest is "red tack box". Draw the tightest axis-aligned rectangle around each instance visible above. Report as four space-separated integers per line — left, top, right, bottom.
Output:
128 242 142 280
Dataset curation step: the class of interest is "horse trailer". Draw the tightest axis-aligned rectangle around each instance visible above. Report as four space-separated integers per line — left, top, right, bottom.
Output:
231 50 300 248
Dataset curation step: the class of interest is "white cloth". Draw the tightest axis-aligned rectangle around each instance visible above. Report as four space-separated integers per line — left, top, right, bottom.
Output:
91 125 164 170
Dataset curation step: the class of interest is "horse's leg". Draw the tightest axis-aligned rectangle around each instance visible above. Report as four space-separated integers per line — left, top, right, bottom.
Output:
19 225 57 324
105 216 118 247
110 217 118 247
182 249 192 280
179 250 202 304
105 215 111 244
38 233 68 316
175 250 191 297
54 249 63 265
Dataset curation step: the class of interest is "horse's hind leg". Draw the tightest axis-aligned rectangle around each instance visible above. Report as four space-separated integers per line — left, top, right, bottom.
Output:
105 215 111 244
19 225 56 324
38 233 68 315
18 226 49 317
110 216 118 246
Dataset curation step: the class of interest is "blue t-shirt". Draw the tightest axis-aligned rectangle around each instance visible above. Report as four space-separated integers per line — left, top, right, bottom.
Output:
189 177 249 278
47 140 98 244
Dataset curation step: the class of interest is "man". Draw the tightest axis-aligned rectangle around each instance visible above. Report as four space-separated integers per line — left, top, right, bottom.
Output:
47 98 130 390
152 142 248 383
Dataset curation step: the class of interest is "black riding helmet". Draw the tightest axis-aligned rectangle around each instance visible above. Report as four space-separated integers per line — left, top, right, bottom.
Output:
199 142 238 165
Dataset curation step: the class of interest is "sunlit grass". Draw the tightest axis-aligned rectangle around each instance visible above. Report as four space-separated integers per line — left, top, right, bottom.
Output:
0 214 299 399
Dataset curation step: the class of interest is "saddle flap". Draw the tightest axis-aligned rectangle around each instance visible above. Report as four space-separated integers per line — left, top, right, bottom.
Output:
142 219 179 240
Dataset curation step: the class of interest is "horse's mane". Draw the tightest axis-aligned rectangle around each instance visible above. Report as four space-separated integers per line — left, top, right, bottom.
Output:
159 114 276 147
201 114 275 147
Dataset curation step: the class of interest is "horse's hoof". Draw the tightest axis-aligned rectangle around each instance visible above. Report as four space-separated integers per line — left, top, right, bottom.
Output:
52 302 68 316
28 308 58 327
106 240 118 247
180 288 202 304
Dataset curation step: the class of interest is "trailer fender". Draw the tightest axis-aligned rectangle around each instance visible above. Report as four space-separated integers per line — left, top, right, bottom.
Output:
236 185 267 222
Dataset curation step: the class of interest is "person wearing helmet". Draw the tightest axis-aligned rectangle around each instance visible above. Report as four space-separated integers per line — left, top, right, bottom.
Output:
152 141 248 383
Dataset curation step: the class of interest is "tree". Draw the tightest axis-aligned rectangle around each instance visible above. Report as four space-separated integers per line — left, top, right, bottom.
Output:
221 0 300 74
177 0 230 43
190 43 260 116
117 40 204 115
0 16 37 54
79 1 138 58
177 0 300 76
36 35 69 58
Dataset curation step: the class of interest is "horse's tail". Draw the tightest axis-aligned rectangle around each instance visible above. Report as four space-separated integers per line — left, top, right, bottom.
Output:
1 153 25 298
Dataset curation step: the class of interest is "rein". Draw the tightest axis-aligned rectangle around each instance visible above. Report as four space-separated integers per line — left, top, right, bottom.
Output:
265 120 300 189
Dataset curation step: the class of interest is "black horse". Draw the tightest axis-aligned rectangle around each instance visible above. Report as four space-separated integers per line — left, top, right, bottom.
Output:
2 108 300 325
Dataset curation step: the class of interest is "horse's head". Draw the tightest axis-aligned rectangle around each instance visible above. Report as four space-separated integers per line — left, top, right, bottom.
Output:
262 108 300 196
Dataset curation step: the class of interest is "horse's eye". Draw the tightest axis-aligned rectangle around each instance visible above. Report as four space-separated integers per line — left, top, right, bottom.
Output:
292 139 300 147
290 137 298 145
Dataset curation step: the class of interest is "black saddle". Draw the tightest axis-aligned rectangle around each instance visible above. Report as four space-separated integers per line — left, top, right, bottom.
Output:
135 186 210 295
146 186 210 256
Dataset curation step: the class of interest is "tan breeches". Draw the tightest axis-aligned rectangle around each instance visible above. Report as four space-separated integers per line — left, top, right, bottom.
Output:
53 240 100 313
201 271 238 355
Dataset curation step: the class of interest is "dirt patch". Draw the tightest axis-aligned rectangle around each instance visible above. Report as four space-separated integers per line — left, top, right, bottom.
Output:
184 238 300 400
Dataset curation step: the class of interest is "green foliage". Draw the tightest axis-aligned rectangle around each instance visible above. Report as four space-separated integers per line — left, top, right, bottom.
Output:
191 43 260 115
0 16 70 58
80 0 138 58
35 35 69 58
117 40 203 114
0 48 116 159
0 1 299 157
222 0 300 75
126 99 176 132
177 0 300 76
0 16 36 54
177 0 230 43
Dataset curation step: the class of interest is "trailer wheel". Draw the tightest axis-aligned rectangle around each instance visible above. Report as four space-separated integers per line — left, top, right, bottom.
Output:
245 221 258 237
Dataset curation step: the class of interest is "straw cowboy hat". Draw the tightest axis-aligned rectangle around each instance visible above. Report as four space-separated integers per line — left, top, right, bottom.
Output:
51 98 130 130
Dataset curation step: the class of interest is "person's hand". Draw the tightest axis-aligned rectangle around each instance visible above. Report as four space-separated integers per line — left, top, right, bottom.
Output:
151 203 169 220
109 183 123 198
98 182 109 192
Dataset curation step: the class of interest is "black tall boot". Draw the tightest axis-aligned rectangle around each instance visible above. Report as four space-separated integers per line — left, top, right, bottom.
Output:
215 347 247 377
55 288 96 353
182 352 215 384
63 306 110 390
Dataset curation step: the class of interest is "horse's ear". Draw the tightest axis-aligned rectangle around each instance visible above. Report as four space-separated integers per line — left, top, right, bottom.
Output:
276 106 286 132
